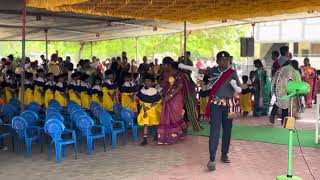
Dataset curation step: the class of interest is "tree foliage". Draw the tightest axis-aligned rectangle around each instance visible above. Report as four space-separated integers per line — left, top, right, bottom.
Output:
0 24 250 63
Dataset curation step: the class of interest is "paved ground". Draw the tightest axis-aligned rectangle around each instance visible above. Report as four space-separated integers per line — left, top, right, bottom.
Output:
0 108 319 180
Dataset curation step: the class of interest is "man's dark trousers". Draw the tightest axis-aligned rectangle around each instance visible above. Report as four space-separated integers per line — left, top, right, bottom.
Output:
209 103 233 161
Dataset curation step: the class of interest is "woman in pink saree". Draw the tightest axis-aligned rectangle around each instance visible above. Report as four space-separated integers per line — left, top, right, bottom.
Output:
157 57 188 145
301 57 316 108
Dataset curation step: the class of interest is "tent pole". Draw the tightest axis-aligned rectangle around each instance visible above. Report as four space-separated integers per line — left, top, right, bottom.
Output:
45 28 48 72
90 41 93 57
135 37 138 64
20 0 27 110
184 21 187 64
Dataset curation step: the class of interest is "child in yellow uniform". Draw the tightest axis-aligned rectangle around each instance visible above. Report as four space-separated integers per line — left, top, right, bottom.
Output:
80 74 91 109
91 77 103 106
55 74 68 107
68 72 82 106
239 75 253 116
120 72 138 113
102 70 118 111
137 74 162 146
18 72 34 106
33 69 46 106
44 73 56 108
199 75 210 120
3 70 16 103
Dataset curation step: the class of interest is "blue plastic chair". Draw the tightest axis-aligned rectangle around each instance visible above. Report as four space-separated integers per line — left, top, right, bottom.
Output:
98 111 126 149
26 102 42 114
76 115 106 154
45 113 65 122
0 118 10 148
9 98 20 108
45 119 78 164
89 102 99 112
0 104 16 121
21 110 42 126
120 108 138 144
11 116 42 158
113 103 123 120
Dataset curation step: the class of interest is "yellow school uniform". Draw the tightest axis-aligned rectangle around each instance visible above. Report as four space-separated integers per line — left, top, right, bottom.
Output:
44 81 56 108
199 84 211 115
68 80 82 106
91 84 102 106
137 87 162 126
33 77 45 106
102 80 118 111
239 84 253 112
120 81 138 113
80 81 91 109
55 82 67 107
18 80 34 106
4 78 16 103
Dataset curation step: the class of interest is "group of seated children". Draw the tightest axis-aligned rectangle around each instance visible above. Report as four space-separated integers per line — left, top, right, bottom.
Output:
1 69 163 146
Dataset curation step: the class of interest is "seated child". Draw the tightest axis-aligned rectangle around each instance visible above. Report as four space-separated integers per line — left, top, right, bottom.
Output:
137 74 162 146
80 74 91 109
199 75 210 120
91 76 103 106
44 73 56 108
3 70 17 102
55 74 68 107
102 70 118 111
120 72 138 112
33 69 46 106
18 72 34 106
239 75 252 116
68 72 82 105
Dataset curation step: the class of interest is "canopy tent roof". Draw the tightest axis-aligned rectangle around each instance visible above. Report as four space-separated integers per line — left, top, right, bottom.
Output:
27 0 320 23
0 0 320 41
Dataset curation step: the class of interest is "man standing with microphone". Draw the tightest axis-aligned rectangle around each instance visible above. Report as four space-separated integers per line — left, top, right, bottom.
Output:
179 51 242 171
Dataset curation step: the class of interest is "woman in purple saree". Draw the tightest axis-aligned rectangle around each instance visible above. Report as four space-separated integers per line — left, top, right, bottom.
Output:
157 57 188 145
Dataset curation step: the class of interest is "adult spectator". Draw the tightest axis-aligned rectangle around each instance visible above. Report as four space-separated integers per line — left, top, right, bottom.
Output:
279 46 289 67
48 53 61 76
7 54 16 72
130 59 138 73
138 56 150 74
40 54 48 72
271 50 280 77
301 57 316 108
64 56 74 72
185 51 193 66
154 58 161 76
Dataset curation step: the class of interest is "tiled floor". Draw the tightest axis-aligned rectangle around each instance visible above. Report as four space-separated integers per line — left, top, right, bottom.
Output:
0 107 319 180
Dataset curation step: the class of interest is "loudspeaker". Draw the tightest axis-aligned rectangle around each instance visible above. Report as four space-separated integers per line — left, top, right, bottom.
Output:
240 37 254 57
